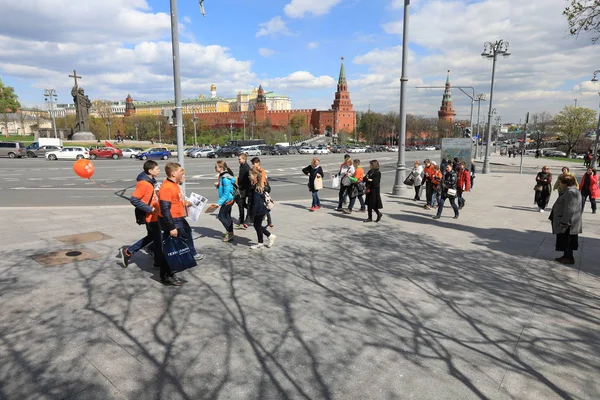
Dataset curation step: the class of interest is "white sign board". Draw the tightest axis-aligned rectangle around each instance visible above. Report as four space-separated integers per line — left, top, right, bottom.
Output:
441 138 473 170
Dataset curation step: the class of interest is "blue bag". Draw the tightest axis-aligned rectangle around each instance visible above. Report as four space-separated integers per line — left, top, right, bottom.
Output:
162 236 197 272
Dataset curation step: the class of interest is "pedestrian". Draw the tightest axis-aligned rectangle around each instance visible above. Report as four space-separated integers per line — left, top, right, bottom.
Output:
363 160 383 223
344 159 366 213
430 162 442 209
302 157 324 211
579 167 598 214
212 161 237 242
423 159 435 209
247 167 276 249
456 161 471 210
433 163 459 220
535 149 541 159
553 167 577 195
335 157 355 211
551 174 582 264
121 160 161 268
470 160 476 189
534 166 552 212
410 160 424 201
158 163 204 286
236 154 251 229
250 157 273 227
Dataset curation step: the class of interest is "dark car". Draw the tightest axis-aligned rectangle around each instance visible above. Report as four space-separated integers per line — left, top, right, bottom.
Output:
90 147 123 160
26 145 62 158
136 147 171 160
207 147 240 158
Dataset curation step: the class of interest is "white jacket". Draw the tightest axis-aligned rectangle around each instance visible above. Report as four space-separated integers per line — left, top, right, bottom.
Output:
411 165 424 186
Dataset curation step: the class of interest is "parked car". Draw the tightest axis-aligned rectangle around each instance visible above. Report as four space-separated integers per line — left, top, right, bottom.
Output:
387 146 399 152
26 145 62 158
121 148 140 158
192 148 215 158
424 146 436 151
207 147 240 158
270 145 292 155
257 145 275 155
45 147 90 161
314 147 330 155
136 147 171 160
0 142 28 158
242 146 262 156
299 146 315 154
546 150 567 157
90 147 123 160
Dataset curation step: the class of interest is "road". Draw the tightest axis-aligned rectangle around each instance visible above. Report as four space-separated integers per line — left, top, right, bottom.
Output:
0 151 545 207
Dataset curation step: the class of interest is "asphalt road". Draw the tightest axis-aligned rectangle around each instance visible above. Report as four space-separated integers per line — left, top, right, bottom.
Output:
0 151 539 207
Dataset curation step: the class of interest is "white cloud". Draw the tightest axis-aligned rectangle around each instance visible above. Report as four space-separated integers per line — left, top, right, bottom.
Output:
266 71 336 91
307 42 319 50
183 16 192 24
255 16 292 38
259 48 275 57
284 0 342 18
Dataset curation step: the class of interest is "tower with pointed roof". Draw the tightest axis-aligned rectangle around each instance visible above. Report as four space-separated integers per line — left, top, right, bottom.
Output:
331 56 353 113
328 56 355 137
438 70 456 122
254 85 268 123
124 94 135 117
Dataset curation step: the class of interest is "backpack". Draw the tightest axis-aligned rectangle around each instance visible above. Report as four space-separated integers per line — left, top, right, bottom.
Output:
232 181 240 199
264 191 275 211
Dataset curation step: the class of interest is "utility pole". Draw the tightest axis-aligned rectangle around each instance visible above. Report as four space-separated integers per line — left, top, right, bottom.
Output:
192 113 198 146
44 89 58 139
242 114 247 140
519 112 529 174
156 120 162 143
135 124 139 141
229 119 234 142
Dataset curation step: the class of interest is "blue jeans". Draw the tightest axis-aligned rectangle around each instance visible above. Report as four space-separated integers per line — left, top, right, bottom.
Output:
311 191 321 207
436 196 459 217
349 195 365 211
581 193 597 212
130 221 161 257
218 201 234 233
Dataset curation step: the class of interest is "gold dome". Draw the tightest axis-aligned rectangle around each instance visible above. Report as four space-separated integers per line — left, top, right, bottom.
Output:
210 84 216 91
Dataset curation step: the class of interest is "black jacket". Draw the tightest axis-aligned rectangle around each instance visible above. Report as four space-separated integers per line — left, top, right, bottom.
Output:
302 165 324 192
247 184 268 217
238 162 251 191
441 170 457 197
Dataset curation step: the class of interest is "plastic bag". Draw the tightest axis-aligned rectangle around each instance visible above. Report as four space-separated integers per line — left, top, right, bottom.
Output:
162 236 197 273
331 174 340 189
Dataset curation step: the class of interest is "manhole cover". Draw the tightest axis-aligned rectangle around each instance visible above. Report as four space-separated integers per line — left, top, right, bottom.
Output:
55 231 112 245
30 249 102 267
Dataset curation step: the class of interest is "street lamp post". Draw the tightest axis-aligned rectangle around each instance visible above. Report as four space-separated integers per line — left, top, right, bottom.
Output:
105 120 112 141
135 124 139 141
156 120 162 143
481 40 511 174
192 113 198 146
229 119 234 141
392 0 410 196
242 114 247 140
43 89 58 139
474 93 486 159
591 70 600 166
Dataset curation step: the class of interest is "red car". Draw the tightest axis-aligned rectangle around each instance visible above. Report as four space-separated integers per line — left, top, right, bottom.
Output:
90 147 123 160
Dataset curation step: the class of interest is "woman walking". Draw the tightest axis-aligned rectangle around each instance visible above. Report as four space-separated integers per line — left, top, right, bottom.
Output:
534 166 552 212
551 174 582 264
335 157 355 211
579 167 599 213
213 161 236 242
302 157 324 211
410 160 424 201
345 159 366 213
363 160 383 223
248 167 276 249
553 166 577 195
433 163 459 220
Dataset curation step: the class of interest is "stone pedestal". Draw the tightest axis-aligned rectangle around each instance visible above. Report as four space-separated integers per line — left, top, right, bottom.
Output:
70 131 96 141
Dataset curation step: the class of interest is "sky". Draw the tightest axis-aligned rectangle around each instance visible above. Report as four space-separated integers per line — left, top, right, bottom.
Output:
0 0 598 123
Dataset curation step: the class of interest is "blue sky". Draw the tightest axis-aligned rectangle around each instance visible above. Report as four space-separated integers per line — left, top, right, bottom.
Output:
0 0 598 122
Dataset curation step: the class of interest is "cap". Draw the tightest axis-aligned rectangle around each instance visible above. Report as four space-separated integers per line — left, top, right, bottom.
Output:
431 161 437 166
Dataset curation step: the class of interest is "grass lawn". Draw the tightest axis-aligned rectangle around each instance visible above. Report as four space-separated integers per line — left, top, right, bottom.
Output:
0 135 35 144
540 156 583 163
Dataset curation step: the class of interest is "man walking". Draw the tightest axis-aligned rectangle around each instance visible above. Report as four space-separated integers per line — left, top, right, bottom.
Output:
236 154 251 229
121 160 161 268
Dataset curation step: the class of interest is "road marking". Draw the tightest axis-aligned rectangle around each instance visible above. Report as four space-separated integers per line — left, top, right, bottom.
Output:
28 178 43 181
40 185 53 188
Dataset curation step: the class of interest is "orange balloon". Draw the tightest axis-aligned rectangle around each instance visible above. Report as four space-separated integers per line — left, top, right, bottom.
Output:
73 159 95 179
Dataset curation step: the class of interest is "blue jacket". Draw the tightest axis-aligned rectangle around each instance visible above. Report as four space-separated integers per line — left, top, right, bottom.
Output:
217 172 236 206
130 171 156 213
249 188 268 217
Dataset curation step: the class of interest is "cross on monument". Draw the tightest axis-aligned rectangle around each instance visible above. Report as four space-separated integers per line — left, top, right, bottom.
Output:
69 70 82 87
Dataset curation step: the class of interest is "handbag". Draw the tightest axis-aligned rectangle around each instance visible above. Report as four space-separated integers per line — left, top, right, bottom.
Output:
403 173 415 186
162 236 197 273
314 176 323 190
134 191 153 225
331 174 340 189
357 181 366 195
534 185 543 192
447 188 457 197
341 174 351 186
349 184 359 198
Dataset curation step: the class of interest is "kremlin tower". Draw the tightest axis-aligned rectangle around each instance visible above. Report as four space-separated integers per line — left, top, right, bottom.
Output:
437 71 456 123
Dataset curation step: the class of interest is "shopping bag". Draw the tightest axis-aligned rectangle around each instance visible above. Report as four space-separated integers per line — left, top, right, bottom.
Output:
314 176 323 190
331 174 340 189
403 173 415 186
162 236 197 272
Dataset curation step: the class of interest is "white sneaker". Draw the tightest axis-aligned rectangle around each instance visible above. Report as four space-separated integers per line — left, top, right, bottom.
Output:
250 243 265 250
539 209 544 213
266 234 277 248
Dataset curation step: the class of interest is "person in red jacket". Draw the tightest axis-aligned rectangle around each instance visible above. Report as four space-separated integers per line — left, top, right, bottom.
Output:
579 167 599 214
456 161 471 210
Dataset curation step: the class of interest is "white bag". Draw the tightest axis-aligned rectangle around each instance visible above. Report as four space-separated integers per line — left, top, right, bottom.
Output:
314 176 323 190
331 174 340 189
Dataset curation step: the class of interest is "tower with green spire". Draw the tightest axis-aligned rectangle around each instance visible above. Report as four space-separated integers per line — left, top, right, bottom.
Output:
331 56 353 113
438 70 456 122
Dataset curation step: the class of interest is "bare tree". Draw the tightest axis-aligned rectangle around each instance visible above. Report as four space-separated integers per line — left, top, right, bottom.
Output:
564 0 600 43
531 112 554 150
92 99 115 140
17 111 27 136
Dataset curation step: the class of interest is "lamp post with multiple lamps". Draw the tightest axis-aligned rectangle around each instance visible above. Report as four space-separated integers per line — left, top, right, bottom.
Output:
105 120 112 141
43 89 58 139
156 120 162 143
474 93 486 159
591 70 600 166
392 0 410 196
192 113 198 146
481 40 511 174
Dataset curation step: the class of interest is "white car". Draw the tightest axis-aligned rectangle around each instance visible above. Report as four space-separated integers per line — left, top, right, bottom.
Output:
243 146 262 156
193 148 215 158
314 147 330 155
299 146 315 154
121 148 140 158
388 146 398 152
425 146 436 151
347 147 365 154
45 147 90 161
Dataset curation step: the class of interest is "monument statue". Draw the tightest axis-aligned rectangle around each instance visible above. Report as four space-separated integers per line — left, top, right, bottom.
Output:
68 70 95 140
70 70 91 132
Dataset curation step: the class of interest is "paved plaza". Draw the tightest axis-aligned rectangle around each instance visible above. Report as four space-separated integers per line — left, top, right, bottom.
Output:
1 160 599 399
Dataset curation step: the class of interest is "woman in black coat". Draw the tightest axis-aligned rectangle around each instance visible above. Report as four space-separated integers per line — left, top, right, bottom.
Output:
302 157 324 211
534 166 552 212
363 160 383 223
